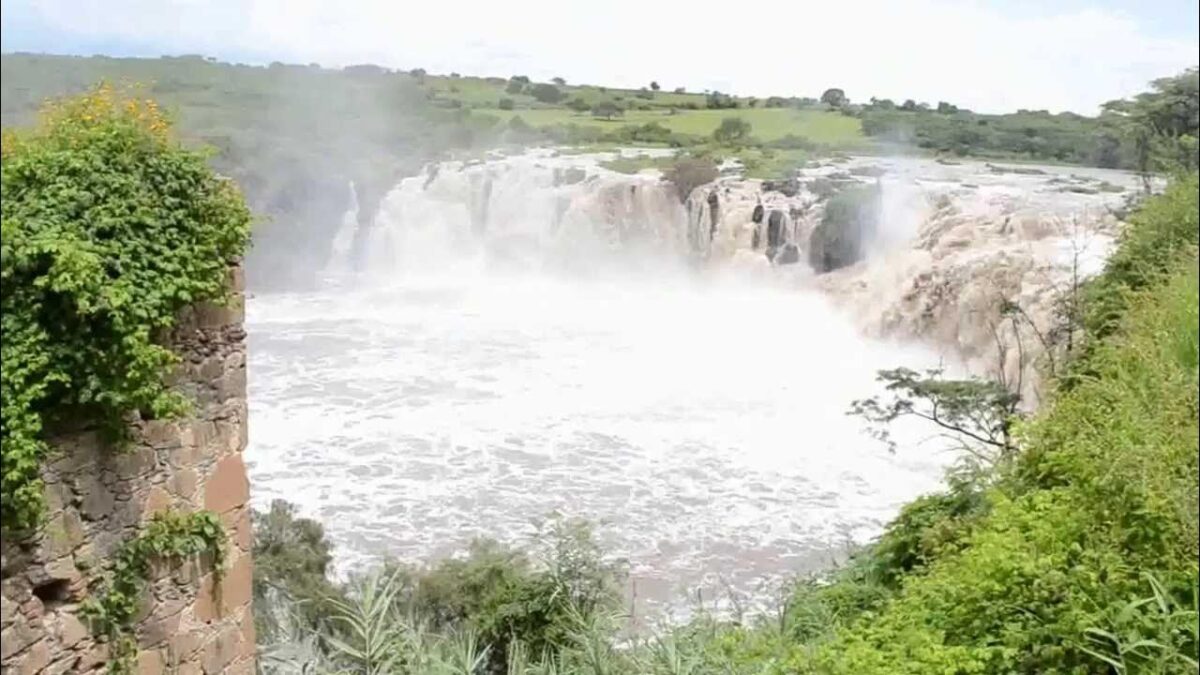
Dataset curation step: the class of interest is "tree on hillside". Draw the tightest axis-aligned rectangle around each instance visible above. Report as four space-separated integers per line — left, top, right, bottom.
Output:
567 97 590 113
498 97 515 110
821 88 848 108
706 91 737 109
1102 67 1199 186
901 99 918 111
850 365 1023 466
530 83 565 104
590 101 623 120
505 79 526 95
673 86 686 94
552 76 566 85
662 156 719 202
937 101 959 114
713 116 752 145
650 81 661 91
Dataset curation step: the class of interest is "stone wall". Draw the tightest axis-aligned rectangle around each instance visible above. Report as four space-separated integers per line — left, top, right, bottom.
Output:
1 268 254 674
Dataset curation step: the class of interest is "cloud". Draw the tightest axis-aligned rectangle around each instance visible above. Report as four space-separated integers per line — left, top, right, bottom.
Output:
6 0 1198 113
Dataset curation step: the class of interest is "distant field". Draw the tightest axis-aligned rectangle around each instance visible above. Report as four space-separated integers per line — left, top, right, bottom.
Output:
420 74 864 148
476 107 865 146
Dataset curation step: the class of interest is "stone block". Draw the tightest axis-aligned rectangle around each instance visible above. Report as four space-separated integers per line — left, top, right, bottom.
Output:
137 648 164 675
169 627 207 662
58 612 88 648
231 508 252 552
194 554 251 623
203 455 248 514
142 487 173 521
201 625 240 674
112 446 159 480
169 468 200 502
77 475 115 522
16 638 51 675
139 605 183 648
74 642 109 672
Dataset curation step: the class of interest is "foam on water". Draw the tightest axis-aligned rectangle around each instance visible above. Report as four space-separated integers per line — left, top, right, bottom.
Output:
246 260 956 610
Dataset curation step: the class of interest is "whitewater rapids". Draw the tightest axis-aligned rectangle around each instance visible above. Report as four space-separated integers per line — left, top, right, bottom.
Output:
244 150 1140 614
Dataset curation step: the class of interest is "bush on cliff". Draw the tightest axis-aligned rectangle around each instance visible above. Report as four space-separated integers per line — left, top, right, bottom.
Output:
807 183 882 272
0 84 252 533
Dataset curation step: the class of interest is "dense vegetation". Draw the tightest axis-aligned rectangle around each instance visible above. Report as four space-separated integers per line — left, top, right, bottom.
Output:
857 69 1198 172
0 84 251 534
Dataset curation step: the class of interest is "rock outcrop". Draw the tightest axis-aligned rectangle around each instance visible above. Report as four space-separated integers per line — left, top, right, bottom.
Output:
1 268 255 675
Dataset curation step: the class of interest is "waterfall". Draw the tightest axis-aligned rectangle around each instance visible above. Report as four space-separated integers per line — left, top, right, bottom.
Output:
332 152 692 282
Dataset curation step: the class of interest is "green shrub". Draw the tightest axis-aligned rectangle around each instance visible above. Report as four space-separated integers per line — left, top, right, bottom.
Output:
1 84 252 533
662 155 719 202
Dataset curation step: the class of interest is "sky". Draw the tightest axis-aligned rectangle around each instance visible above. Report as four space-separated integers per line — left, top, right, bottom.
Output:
2 0 1197 114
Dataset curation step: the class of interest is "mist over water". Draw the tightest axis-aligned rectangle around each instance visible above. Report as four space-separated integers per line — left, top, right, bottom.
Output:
244 151 1136 613
246 171 959 613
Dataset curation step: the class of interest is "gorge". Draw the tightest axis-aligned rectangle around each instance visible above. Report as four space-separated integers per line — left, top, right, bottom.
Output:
245 150 1140 613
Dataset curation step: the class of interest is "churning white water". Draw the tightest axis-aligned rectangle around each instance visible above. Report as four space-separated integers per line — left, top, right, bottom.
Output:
244 151 1136 612
246 269 949 608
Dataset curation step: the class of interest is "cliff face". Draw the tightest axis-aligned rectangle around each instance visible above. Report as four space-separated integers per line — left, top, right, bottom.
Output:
1 269 255 674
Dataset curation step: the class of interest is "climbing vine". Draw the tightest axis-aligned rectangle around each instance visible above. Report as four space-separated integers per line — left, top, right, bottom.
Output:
0 83 252 533
80 510 225 674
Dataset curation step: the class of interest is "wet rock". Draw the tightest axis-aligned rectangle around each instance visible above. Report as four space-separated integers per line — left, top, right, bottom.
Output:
808 184 881 273
775 243 801 265
767 210 786 249
762 177 801 197
751 204 764 224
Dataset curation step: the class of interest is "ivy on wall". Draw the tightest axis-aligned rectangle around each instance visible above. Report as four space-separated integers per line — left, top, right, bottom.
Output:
81 510 226 674
1 83 252 533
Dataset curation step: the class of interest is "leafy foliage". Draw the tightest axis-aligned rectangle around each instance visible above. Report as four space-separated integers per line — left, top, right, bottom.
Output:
80 510 225 674
849 367 1022 465
0 84 252 533
253 499 341 643
712 117 752 145
661 155 719 203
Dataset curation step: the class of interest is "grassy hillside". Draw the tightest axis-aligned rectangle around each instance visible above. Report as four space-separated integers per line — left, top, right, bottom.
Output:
481 107 864 145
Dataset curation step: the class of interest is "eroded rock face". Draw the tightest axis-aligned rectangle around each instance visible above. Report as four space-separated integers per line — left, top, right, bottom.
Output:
0 268 255 675
807 185 881 273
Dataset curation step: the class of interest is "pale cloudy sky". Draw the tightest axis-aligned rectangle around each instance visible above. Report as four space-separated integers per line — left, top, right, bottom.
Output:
2 0 1197 114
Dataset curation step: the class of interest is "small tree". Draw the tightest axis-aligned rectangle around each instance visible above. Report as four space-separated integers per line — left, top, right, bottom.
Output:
590 101 623 120
849 367 1022 466
505 79 526 95
498 97 515 111
662 156 719 202
552 76 566 85
713 116 752 145
566 97 590 113
530 83 565 104
673 86 686 94
936 101 959 114
706 90 738 109
650 81 661 91
821 88 848 108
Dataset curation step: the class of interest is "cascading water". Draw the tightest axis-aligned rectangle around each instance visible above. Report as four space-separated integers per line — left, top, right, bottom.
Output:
247 149 1140 613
